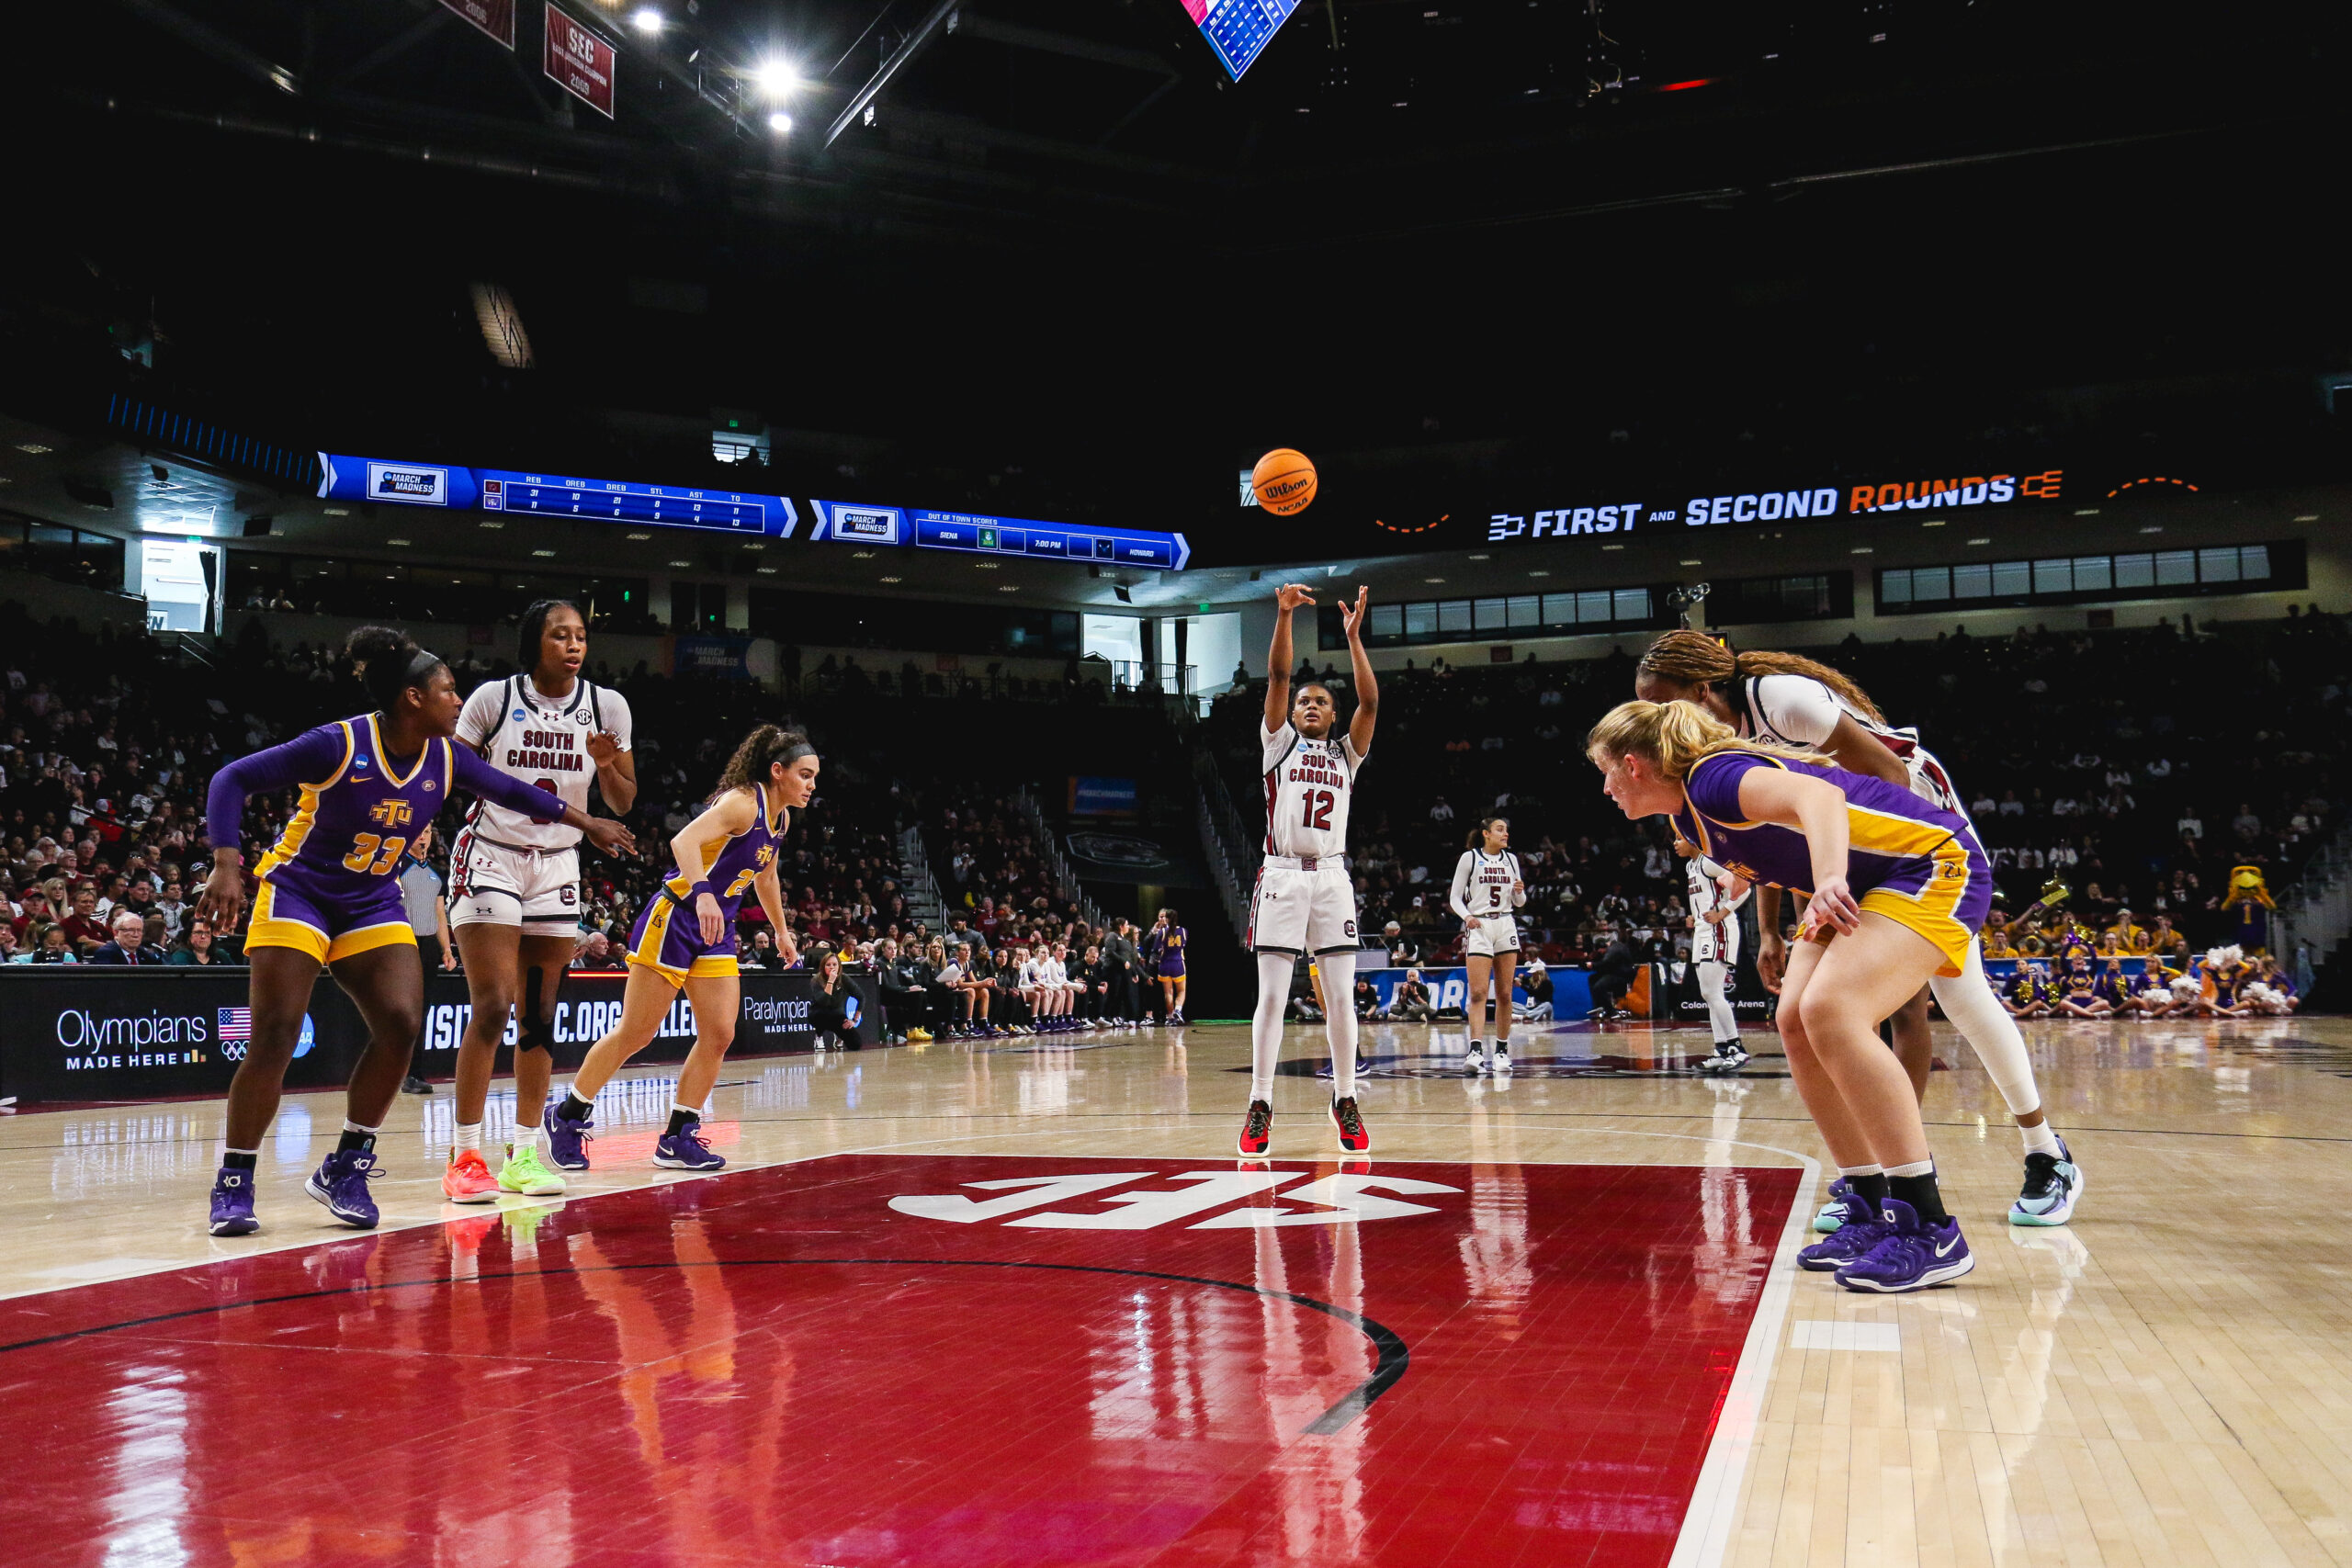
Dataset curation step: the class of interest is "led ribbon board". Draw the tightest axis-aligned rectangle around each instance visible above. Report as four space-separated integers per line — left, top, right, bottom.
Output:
1181 0 1303 81
316 453 798 536
1480 468 2068 546
811 501 1191 571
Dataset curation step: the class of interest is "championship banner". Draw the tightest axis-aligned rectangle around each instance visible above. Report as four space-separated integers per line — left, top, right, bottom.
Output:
0 970 876 1108
543 3 616 118
439 0 516 48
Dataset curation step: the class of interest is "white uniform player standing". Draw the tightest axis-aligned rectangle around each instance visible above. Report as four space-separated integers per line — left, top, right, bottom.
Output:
1684 847 1750 1072
451 673 633 932
1240 582 1379 1159
1448 819 1525 1073
438 600 638 1204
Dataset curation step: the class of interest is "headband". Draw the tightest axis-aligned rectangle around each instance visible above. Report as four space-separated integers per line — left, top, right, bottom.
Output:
775 740 817 765
403 648 445 685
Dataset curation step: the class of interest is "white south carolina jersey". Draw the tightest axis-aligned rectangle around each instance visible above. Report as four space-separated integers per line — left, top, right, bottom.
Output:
456 674 632 850
1261 721 1364 860
1733 672 1963 817
1686 854 1749 922
1449 850 1525 921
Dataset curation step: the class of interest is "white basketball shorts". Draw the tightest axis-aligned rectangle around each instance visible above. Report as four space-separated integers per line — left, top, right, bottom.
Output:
1463 915 1521 958
1691 914 1739 968
1249 862 1360 955
448 830 583 933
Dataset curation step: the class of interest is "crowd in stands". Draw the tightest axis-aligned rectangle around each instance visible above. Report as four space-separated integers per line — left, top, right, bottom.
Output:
0 604 1203 1043
1210 607 2350 982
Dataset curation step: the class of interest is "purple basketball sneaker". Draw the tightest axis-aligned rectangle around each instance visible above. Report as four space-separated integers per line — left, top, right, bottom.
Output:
654 1119 726 1171
208 1166 259 1235
1796 1213 1890 1271
1835 1198 1974 1292
304 1149 382 1229
544 1096 594 1172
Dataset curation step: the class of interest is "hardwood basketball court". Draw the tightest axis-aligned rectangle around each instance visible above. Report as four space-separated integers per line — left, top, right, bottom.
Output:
2 1016 2346 1568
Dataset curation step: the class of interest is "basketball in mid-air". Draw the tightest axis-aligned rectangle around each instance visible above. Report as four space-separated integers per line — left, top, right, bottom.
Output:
1251 448 1317 515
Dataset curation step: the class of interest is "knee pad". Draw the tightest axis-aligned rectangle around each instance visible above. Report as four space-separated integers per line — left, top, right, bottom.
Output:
516 1010 557 1055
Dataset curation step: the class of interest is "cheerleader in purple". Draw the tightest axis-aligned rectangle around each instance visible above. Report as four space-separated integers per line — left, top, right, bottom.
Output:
1589 699 1986 1293
197 626 635 1235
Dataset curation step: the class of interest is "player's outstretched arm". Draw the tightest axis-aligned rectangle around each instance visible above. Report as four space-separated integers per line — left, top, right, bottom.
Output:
1265 582 1314 732
1341 585 1378 755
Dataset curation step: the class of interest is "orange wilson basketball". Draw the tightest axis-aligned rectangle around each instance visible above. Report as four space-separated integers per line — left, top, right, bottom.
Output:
1251 448 1318 515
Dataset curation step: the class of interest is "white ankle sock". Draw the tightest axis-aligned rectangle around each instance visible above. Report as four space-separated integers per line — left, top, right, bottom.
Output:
454 1122 482 1153
2019 1121 2061 1156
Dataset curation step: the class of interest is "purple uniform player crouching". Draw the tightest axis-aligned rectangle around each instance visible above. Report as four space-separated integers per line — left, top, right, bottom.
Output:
1589 697 1990 1294
541 725 818 1175
198 627 636 1236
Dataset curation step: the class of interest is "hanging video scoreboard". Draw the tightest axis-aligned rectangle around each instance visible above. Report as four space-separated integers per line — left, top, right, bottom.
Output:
1180 0 1303 80
316 454 797 536
809 500 1192 570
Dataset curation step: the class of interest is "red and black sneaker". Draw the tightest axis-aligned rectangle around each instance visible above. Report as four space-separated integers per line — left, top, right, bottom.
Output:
1330 1095 1370 1155
1237 1099 1274 1158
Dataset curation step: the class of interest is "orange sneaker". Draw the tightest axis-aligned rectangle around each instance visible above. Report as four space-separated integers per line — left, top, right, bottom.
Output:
441 1147 500 1204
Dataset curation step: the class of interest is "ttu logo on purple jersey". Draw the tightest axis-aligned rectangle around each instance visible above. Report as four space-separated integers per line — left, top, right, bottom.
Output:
218 1009 315 1060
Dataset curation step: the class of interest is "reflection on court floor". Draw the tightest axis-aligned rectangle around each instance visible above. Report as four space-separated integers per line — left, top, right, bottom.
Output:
0 1153 1797 1568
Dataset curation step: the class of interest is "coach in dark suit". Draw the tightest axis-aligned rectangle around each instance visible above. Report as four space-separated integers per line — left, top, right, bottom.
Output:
87 909 166 965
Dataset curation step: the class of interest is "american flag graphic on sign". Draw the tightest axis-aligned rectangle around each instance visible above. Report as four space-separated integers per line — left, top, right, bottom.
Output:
218 1008 252 1043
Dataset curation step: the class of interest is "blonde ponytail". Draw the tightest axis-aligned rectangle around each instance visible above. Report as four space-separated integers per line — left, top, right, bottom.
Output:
1586 699 1833 781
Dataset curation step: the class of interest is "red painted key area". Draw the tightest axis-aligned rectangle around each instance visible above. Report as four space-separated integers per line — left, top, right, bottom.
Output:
0 1156 1797 1567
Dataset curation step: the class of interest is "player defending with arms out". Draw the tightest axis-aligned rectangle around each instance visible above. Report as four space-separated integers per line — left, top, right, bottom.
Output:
1449 816 1525 1074
442 600 637 1204
1240 583 1378 1157
543 726 815 1173
1634 630 2082 1229
1590 699 1989 1292
198 627 635 1235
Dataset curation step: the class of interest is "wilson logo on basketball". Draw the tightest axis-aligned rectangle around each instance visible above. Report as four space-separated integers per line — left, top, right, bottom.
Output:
888 1168 1459 1230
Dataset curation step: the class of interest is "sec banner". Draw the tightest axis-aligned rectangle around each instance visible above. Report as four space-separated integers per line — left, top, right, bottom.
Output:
543 4 616 118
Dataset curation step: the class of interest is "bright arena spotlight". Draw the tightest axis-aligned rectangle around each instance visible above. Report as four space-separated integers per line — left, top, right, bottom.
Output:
4 2 2349 1564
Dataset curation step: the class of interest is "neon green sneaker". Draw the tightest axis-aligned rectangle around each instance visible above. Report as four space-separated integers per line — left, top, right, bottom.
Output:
498 1142 567 1196
501 1204 550 1247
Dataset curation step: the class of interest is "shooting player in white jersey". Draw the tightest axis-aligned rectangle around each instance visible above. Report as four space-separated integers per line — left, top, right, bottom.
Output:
1240 583 1378 1158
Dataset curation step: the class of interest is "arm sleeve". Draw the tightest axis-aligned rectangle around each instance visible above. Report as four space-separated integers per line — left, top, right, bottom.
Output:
455 681 503 749
205 725 351 852
1682 754 1760 823
1448 852 1476 920
452 744 567 822
1752 676 1844 748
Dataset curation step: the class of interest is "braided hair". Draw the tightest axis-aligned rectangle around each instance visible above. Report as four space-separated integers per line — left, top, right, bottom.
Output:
345 626 445 713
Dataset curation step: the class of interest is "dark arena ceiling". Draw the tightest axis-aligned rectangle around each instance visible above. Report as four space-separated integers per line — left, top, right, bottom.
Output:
6 0 2350 560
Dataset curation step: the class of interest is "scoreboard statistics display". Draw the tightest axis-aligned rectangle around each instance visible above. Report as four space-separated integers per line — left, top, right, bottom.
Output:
810 500 1192 570
1180 0 1302 80
316 453 797 536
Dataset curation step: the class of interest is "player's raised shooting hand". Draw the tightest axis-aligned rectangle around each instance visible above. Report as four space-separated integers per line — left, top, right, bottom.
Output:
1276 583 1317 613
1340 585 1371 641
